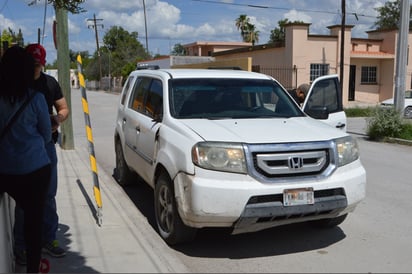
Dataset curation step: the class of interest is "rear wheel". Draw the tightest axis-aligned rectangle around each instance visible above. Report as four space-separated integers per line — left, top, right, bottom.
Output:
154 172 197 245
114 139 134 186
310 214 348 228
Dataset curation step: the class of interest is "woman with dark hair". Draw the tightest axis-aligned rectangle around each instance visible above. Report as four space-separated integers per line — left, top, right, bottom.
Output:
0 46 51 273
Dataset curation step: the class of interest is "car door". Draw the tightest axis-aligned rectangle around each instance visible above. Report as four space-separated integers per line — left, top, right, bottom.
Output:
123 77 150 173
123 76 163 183
134 77 163 183
302 74 347 131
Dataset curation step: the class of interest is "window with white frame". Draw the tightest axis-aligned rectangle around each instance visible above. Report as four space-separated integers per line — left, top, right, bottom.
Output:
361 66 377 84
310 64 329 82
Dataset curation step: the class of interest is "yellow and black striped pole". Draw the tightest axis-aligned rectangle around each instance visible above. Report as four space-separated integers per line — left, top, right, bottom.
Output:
77 54 103 226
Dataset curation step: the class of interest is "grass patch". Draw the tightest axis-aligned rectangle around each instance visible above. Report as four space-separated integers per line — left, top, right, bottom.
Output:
398 122 412 140
344 107 374 117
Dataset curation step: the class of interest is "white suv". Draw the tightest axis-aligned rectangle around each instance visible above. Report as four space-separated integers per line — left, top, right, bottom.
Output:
114 69 366 245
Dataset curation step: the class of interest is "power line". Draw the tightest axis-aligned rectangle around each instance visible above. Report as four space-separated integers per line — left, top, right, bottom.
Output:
191 0 376 18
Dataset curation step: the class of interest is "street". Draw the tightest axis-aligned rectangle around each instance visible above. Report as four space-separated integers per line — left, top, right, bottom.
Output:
69 88 412 273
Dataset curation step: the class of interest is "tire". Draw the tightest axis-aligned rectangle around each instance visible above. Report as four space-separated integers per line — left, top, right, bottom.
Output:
154 172 197 245
114 139 134 186
310 214 348 228
404 106 412 119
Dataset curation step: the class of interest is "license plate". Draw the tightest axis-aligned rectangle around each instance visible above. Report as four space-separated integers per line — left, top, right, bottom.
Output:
283 188 314 206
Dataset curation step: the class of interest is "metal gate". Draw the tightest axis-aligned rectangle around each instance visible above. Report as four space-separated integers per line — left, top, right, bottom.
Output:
252 65 297 91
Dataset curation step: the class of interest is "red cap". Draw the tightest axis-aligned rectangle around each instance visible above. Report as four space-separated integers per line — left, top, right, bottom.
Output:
25 43 46 66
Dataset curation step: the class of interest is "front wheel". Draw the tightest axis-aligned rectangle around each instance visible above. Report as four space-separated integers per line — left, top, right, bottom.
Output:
114 139 134 186
310 214 348 228
154 172 197 245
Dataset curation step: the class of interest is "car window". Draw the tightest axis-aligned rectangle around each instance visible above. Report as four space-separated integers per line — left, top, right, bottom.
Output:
145 79 163 118
170 78 303 119
120 76 134 105
304 77 342 113
128 77 150 112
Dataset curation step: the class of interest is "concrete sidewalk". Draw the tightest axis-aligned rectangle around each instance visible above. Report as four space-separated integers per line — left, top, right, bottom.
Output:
15 144 189 273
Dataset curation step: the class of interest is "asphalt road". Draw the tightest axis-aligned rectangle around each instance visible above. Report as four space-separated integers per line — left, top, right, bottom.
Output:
69 89 412 273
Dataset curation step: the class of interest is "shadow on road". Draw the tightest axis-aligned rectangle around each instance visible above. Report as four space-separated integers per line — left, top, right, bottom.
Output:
115 173 347 259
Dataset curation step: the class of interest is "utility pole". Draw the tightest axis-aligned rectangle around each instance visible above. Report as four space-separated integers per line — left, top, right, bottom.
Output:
55 6 74 149
143 0 149 54
394 0 409 116
340 0 345 92
87 14 103 81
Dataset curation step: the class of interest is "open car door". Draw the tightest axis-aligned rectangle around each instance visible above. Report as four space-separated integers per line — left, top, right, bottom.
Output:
302 74 347 131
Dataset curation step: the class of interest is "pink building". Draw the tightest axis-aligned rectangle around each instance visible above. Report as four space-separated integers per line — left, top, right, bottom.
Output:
183 23 409 107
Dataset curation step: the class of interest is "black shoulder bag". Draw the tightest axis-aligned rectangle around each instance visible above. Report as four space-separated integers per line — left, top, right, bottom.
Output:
0 92 37 142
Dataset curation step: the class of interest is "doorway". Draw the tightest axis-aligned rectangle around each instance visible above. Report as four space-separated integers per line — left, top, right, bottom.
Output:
348 65 356 101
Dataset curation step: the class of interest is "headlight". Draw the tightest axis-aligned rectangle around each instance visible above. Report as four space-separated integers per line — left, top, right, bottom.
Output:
336 136 359 166
192 142 247 173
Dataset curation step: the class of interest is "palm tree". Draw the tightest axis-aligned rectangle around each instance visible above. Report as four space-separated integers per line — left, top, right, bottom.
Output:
245 23 259 45
235 14 250 41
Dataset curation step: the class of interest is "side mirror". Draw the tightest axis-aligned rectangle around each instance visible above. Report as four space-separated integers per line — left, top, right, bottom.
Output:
305 106 329 120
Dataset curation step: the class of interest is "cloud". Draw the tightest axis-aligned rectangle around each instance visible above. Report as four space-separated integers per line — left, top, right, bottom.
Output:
284 9 313 24
0 14 17 30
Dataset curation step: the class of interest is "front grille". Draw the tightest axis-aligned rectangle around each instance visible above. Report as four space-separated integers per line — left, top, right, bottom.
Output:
254 149 330 177
244 141 337 182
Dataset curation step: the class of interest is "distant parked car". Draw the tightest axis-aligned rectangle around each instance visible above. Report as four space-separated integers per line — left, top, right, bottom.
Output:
380 90 412 118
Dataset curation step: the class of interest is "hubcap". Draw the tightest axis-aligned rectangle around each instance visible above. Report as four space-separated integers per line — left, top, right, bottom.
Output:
158 185 173 233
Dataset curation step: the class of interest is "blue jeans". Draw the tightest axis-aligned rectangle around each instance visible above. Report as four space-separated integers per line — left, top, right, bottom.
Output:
14 142 58 249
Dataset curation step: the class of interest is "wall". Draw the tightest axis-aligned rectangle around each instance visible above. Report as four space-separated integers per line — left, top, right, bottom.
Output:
0 193 15 273
172 57 252 71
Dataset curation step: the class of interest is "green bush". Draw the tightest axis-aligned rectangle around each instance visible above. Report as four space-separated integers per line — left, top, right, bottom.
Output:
366 107 404 140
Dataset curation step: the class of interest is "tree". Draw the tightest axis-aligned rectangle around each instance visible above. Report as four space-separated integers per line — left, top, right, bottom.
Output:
29 0 85 13
1 28 24 48
245 23 259 45
86 26 149 80
268 19 304 43
1 29 14 48
235 14 259 44
235 14 250 41
374 0 412 30
171 43 186 56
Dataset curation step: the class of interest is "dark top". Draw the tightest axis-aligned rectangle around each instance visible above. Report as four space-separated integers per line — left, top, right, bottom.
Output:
32 72 63 143
32 72 64 115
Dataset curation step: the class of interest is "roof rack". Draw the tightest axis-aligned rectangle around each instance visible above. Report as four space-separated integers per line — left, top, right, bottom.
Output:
207 66 243 70
136 64 160 70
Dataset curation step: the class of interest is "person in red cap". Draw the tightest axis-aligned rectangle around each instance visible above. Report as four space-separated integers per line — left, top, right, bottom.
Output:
14 43 69 265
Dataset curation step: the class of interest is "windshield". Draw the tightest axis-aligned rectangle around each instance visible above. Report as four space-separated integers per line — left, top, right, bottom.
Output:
169 78 304 119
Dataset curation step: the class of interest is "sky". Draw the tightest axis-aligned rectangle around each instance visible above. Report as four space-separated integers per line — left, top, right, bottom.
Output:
0 0 392 64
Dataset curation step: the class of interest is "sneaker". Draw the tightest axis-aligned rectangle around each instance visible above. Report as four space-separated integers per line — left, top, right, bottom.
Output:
42 240 66 257
14 248 27 265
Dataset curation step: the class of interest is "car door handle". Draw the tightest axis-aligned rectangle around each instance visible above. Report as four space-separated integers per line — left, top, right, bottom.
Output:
336 123 346 129
135 126 140 132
